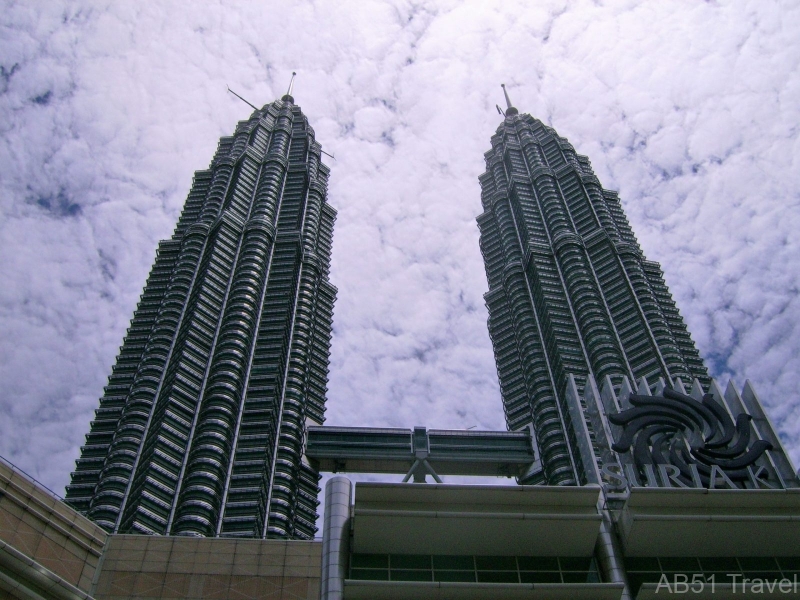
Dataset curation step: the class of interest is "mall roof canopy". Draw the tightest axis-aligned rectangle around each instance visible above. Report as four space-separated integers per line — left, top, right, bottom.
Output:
616 486 800 557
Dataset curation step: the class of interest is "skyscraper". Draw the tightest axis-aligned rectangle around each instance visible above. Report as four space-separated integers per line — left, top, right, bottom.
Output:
65 84 336 540
478 88 710 487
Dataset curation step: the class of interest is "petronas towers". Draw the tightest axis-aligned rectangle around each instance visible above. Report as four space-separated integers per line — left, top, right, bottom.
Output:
478 90 710 486
68 84 718 539
65 90 336 540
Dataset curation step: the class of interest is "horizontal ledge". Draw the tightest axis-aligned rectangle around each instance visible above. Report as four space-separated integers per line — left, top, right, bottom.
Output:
631 514 800 522
345 580 624 590
355 509 601 520
309 454 533 462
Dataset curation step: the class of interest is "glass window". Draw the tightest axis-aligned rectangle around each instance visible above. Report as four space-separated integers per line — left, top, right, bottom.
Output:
699 557 738 571
626 557 660 571
620 555 800 587
560 557 595 571
475 556 517 571
349 553 603 584
518 556 559 571
660 557 700 572
350 568 388 581
391 569 431 582
778 557 800 571
520 571 561 584
391 555 431 569
563 571 600 583
434 570 476 582
433 555 474 570
351 554 388 569
477 570 519 583
738 557 779 571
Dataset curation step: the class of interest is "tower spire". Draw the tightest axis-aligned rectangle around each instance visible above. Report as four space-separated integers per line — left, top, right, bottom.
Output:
282 71 297 103
500 83 518 116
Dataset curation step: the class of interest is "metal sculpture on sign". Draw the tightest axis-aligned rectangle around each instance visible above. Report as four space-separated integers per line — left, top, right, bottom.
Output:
608 387 773 488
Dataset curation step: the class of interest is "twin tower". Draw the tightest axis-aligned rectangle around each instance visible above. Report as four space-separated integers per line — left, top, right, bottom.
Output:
65 87 792 540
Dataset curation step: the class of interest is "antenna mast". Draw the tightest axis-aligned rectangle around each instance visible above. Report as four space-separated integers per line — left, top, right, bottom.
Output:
282 71 297 102
500 83 519 116
227 86 258 111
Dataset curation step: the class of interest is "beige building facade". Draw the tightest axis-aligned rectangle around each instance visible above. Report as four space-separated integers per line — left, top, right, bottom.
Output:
0 458 320 600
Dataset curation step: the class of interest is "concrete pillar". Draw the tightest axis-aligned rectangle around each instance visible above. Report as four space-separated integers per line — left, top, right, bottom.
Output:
595 508 632 600
321 476 352 600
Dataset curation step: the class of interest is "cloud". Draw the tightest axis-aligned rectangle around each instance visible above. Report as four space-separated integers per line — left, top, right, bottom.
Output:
1 0 799 520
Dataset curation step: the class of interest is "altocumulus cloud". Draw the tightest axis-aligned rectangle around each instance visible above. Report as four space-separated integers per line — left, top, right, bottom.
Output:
1 0 799 505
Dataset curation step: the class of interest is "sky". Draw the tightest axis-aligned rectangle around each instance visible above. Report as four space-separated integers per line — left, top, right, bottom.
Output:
1 0 799 506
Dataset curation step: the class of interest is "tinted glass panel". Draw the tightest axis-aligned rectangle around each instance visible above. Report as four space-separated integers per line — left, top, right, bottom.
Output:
563 571 600 583
433 555 474 570
738 557 779 571
434 570 476 582
351 554 388 568
391 569 431 582
391 555 431 569
699 558 738 571
560 557 594 571
518 556 559 571
477 571 519 583
625 557 660 571
350 568 388 580
520 571 561 584
475 556 517 571
778 558 800 570
660 557 700 571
